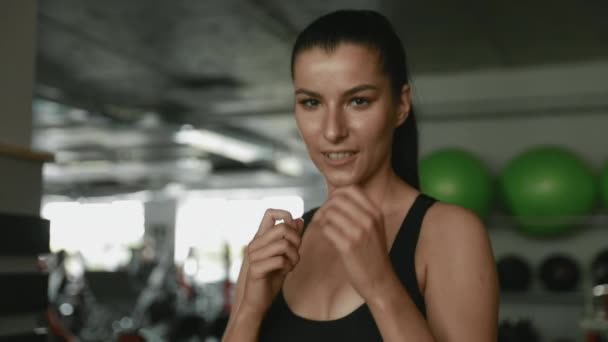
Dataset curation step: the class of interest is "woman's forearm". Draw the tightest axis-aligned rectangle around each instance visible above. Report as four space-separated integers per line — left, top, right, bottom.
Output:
222 306 264 342
367 273 436 342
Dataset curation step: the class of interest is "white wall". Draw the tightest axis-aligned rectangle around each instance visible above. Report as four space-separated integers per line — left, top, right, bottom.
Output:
415 60 608 171
419 112 607 171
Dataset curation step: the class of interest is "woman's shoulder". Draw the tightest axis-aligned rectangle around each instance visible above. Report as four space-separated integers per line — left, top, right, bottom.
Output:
419 199 489 256
423 200 484 229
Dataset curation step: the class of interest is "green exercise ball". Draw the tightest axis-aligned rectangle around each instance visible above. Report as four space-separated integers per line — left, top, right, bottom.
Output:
500 146 596 235
600 160 608 209
420 149 494 219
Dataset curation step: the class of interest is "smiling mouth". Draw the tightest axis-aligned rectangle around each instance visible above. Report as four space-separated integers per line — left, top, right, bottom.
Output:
323 151 357 161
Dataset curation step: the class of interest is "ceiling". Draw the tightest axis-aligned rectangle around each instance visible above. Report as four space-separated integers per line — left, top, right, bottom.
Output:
32 0 608 196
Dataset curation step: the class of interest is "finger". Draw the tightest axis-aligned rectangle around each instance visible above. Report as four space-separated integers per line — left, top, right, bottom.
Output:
322 220 349 252
294 217 305 236
249 239 300 267
248 256 292 279
248 223 302 254
257 209 294 236
330 189 382 229
318 195 362 230
322 201 360 238
331 187 378 218
269 223 302 247
323 193 361 222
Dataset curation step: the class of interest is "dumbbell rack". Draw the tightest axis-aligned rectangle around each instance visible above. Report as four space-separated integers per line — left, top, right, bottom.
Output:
0 140 53 341
490 212 608 342
0 213 50 341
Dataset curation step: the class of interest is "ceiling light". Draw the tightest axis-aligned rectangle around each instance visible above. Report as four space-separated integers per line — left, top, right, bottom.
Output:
175 129 266 163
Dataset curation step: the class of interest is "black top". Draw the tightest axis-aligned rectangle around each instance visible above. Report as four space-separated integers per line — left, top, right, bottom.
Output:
258 193 437 341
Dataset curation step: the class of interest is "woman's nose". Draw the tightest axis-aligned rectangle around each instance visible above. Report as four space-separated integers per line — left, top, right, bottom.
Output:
323 106 348 142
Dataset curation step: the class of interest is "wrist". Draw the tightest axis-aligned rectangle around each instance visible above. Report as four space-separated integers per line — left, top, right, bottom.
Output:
367 271 402 314
234 303 266 325
223 305 265 342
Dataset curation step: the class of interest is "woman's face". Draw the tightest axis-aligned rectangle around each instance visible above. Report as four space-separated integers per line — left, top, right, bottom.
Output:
293 43 410 188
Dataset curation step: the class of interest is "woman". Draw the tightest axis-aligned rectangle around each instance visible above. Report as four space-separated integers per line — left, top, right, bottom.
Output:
223 10 498 341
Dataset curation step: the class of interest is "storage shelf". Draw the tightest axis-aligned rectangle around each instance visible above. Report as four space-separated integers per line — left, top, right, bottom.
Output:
486 213 608 230
501 291 585 306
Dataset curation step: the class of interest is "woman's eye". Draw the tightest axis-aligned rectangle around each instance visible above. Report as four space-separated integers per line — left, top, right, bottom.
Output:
300 98 320 108
350 97 370 107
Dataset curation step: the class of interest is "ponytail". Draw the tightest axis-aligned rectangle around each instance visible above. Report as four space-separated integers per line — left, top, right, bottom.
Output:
391 107 420 190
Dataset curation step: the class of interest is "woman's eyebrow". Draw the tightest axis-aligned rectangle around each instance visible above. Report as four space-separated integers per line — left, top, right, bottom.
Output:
344 84 378 96
295 85 378 97
294 88 321 97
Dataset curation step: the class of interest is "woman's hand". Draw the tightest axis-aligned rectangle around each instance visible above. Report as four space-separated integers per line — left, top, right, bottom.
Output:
314 186 395 301
240 209 305 316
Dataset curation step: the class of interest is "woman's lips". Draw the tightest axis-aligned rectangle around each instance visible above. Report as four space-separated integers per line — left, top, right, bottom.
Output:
322 151 358 166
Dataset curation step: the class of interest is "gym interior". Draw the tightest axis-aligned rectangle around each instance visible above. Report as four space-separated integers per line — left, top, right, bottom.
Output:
1 1 607 341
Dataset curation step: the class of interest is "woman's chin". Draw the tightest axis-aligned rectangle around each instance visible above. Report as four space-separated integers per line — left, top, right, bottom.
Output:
323 173 360 188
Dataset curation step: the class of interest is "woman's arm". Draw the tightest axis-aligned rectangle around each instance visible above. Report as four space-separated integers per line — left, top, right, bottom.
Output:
222 210 305 342
222 254 263 342
367 204 498 341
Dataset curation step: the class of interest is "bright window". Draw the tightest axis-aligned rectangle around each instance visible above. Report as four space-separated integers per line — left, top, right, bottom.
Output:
175 191 304 283
42 200 145 270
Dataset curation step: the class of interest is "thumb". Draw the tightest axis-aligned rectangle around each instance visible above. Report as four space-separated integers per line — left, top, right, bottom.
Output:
294 217 305 236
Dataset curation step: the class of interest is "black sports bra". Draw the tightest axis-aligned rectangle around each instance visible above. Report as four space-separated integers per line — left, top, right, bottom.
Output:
258 194 436 341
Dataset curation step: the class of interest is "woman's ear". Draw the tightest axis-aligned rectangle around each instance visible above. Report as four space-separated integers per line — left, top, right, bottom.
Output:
395 84 412 127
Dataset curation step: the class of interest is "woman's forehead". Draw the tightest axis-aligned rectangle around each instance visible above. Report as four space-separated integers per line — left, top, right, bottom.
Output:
294 43 381 68
293 43 386 86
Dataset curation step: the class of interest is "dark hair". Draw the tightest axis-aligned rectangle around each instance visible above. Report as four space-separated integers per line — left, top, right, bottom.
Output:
290 9 420 189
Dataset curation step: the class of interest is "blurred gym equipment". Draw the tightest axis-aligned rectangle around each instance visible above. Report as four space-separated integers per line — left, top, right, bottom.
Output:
497 255 532 292
592 249 608 286
500 146 596 235
539 254 581 292
420 149 494 220
498 319 540 342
